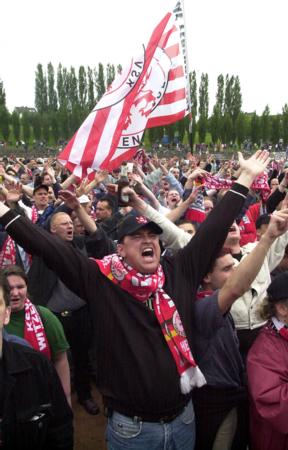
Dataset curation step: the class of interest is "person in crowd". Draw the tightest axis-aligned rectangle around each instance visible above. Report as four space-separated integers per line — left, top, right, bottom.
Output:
3 264 71 406
166 189 182 210
0 271 73 450
27 209 102 415
204 197 214 215
126 171 288 450
0 151 269 449
193 208 288 450
225 218 288 361
177 219 197 236
247 272 288 450
95 197 114 223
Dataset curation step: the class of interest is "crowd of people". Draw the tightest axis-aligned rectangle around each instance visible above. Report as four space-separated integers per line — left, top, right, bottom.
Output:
0 148 287 449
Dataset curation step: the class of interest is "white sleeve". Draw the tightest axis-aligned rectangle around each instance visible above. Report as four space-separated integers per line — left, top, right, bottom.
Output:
143 204 191 251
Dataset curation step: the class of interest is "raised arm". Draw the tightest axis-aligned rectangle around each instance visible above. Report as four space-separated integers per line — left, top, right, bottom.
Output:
0 202 95 299
218 209 288 314
175 150 271 287
58 190 97 234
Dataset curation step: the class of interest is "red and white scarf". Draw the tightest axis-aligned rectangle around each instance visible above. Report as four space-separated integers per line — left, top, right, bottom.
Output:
24 299 51 359
270 316 288 342
92 254 206 394
0 236 17 268
31 205 39 224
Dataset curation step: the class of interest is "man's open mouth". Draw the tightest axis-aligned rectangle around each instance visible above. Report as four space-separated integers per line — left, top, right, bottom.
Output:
142 248 154 258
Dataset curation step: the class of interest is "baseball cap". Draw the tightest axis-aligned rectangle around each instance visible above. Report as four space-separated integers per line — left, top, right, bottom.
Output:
117 215 162 242
33 184 49 195
267 272 288 302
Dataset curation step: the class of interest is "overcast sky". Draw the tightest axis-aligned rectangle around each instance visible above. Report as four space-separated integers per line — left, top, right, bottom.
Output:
1 0 288 114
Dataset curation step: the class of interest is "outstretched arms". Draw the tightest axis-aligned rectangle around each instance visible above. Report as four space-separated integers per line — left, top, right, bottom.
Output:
218 209 288 314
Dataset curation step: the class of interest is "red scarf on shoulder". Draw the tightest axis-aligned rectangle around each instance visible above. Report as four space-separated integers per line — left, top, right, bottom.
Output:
92 254 206 394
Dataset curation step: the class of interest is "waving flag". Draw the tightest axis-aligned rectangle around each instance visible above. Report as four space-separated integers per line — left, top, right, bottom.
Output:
58 2 189 176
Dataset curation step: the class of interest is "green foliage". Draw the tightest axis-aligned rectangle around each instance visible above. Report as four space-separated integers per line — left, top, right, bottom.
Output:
31 112 42 141
96 63 105 101
78 66 87 110
11 111 20 141
261 105 271 142
0 107 10 141
215 74 224 115
282 104 288 144
198 73 209 119
47 62 58 111
190 71 197 118
35 64 48 113
106 63 115 89
270 115 281 144
250 112 261 145
0 80 6 107
22 112 31 143
87 66 95 111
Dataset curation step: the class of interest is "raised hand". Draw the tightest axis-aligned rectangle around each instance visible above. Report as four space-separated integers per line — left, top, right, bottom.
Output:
265 209 288 239
94 170 108 185
237 150 270 189
238 150 270 178
6 182 23 204
58 190 80 210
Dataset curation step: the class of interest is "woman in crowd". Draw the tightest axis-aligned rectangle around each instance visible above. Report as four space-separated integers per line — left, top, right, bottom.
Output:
247 272 288 450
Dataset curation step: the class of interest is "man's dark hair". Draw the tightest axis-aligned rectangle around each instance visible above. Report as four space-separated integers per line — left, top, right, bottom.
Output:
256 214 270 230
205 247 232 277
1 265 28 307
97 196 115 211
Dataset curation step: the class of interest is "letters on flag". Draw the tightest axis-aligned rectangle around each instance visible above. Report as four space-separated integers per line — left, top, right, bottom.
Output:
58 2 189 176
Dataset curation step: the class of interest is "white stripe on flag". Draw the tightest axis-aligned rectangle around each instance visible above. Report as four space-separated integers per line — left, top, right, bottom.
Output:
68 110 98 165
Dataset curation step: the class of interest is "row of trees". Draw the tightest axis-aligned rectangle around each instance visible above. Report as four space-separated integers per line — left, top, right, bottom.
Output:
0 63 288 149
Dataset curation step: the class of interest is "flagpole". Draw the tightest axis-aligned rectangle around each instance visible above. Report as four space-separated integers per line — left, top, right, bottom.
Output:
176 0 193 154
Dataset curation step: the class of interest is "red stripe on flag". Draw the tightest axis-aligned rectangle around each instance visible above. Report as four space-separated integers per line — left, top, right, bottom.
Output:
107 148 139 171
58 133 77 162
159 88 186 106
165 43 180 59
158 24 177 48
79 108 110 169
168 66 184 81
146 109 186 128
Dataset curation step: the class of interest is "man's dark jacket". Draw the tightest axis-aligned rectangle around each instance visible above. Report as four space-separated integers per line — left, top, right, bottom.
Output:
1 341 73 450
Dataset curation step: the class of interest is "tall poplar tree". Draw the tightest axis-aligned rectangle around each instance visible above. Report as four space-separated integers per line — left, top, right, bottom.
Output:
78 66 87 110
106 63 116 88
261 105 271 143
96 63 105 101
57 64 68 110
35 64 48 113
87 66 95 111
198 73 209 142
47 62 58 111
215 74 224 115
282 104 288 144
11 111 21 142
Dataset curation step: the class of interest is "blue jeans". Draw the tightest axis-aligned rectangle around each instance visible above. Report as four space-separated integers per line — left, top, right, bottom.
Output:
106 400 195 450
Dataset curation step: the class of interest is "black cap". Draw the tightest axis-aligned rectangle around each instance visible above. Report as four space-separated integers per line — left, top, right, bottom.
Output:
267 272 288 302
33 184 49 195
117 215 162 242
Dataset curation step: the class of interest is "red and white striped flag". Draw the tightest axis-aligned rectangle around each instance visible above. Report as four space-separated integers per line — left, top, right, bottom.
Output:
58 2 189 176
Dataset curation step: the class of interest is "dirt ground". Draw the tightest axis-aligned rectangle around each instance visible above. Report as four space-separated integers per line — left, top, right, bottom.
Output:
73 386 107 450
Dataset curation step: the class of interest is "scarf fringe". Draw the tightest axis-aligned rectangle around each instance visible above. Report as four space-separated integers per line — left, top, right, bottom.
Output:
180 366 206 394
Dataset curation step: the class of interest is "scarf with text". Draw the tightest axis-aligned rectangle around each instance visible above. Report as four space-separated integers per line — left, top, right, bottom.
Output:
269 316 288 342
92 254 206 394
24 298 51 359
